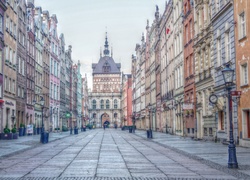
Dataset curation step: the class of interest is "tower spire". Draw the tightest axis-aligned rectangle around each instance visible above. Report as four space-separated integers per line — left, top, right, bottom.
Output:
103 32 110 56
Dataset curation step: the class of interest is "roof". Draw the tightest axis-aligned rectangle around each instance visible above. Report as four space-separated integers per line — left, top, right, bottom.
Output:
92 56 121 74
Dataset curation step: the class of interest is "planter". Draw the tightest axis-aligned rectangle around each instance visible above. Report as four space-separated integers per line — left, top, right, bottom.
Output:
1 133 13 140
19 127 24 136
13 133 18 139
74 128 78 134
23 127 26 136
33 128 37 135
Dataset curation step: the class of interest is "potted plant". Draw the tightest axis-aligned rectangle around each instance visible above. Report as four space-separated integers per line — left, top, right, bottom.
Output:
19 123 24 136
3 125 12 140
12 126 18 139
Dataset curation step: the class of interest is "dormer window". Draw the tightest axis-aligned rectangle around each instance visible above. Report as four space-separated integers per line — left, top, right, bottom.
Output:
103 61 110 73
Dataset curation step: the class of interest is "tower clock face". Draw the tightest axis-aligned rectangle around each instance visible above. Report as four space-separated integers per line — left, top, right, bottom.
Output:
209 94 218 104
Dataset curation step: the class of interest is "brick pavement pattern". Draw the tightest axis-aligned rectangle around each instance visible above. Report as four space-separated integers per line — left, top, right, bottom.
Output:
0 129 247 179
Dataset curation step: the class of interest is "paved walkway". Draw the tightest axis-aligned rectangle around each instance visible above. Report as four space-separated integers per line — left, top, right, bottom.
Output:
0 131 70 158
134 130 250 178
0 129 248 179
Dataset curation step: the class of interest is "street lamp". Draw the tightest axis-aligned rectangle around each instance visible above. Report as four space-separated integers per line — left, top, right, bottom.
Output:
147 103 153 138
33 96 48 144
221 64 238 169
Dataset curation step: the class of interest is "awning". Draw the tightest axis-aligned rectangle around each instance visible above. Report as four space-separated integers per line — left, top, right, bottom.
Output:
0 99 4 103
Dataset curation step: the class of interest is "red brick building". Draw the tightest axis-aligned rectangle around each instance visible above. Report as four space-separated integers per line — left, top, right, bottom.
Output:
121 74 132 126
234 1 250 147
183 0 195 136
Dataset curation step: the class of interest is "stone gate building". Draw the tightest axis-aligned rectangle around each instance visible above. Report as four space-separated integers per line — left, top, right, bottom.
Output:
89 33 122 128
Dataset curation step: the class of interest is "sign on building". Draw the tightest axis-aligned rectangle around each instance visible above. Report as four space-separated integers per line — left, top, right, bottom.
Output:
183 103 193 110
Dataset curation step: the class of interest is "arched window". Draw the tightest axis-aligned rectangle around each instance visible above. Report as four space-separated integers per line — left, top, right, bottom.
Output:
106 100 110 109
92 99 96 109
93 113 96 118
101 99 104 109
114 112 117 118
114 99 118 109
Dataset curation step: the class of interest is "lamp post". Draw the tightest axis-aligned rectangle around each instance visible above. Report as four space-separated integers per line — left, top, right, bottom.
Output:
33 96 48 143
221 64 238 169
147 103 153 138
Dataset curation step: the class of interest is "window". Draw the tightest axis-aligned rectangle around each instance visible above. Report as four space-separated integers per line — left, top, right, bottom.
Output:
13 51 16 65
114 99 118 109
10 20 12 33
0 51 2 73
55 45 57 55
9 78 11 92
54 84 56 99
52 42 54 53
13 24 16 37
100 99 104 109
241 64 248 85
239 12 246 39
185 25 188 43
18 57 21 74
92 100 96 109
6 16 9 30
0 15 3 32
50 58 53 74
219 111 224 130
5 46 8 61
22 59 25 75
54 61 57 76
12 80 15 93
217 39 221 66
226 32 231 61
114 113 117 118
18 86 20 97
189 19 192 39
106 100 110 109
50 82 53 98
4 76 7 91
9 48 12 64
22 33 25 46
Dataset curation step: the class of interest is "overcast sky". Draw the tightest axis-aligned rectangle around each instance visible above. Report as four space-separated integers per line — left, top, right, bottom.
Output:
35 0 166 89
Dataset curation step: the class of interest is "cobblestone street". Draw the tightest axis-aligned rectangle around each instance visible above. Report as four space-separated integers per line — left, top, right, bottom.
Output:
0 129 249 179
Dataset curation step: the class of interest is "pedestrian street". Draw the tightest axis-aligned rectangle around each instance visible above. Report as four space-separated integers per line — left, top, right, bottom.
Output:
0 129 247 179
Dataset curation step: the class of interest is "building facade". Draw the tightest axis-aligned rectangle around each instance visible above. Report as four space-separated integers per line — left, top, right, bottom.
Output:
16 0 27 129
183 0 195 137
65 45 73 129
0 0 6 133
34 6 43 130
41 10 50 131
234 0 250 147
26 0 35 130
49 14 60 131
59 33 66 130
121 73 132 126
160 2 171 134
173 0 184 136
194 0 215 140
211 0 237 143
89 34 122 128
3 0 18 131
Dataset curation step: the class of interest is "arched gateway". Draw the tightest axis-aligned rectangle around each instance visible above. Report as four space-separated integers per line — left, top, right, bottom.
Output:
101 113 110 127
